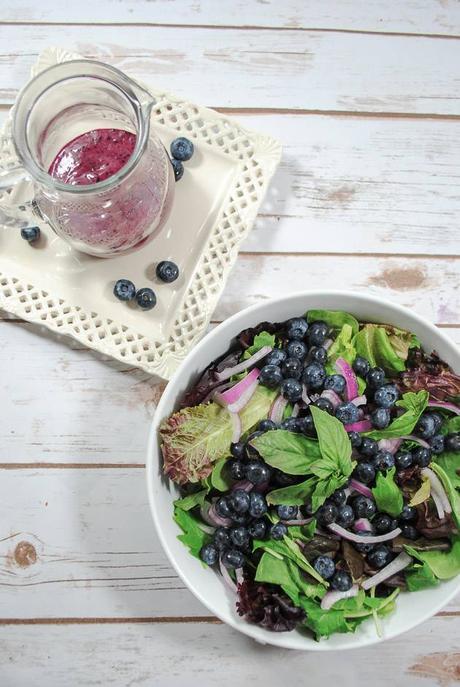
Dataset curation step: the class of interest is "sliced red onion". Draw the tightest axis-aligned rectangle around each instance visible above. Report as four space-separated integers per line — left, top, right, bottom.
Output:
428 400 460 415
215 346 273 382
229 411 242 443
361 552 412 590
321 584 359 610
344 419 373 433
400 434 430 449
335 357 358 400
430 489 445 520
421 467 452 514
344 487 352 499
350 478 373 499
281 517 314 526
378 438 402 454
291 403 300 418
351 395 367 407
201 502 232 528
231 480 253 493
215 367 260 407
203 381 234 404
323 338 334 351
235 568 244 585
269 394 288 424
219 559 237 592
301 385 311 405
328 522 402 544
354 518 372 533
321 389 342 409
197 522 216 535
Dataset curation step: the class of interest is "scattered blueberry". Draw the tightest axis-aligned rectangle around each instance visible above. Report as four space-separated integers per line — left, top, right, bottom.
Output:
400 524 419 540
216 496 233 519
200 543 218 565
348 431 362 449
277 505 298 520
395 451 413 470
259 419 277 432
265 349 287 367
354 462 376 485
302 363 326 390
286 317 308 340
374 384 399 409
230 441 246 459
317 502 338 525
280 378 303 402
306 346 327 365
353 356 370 377
221 548 245 568
373 513 396 534
170 157 184 181
156 260 179 283
313 555 336 580
370 407 391 429
281 357 302 380
249 492 268 518
136 287 157 310
229 489 250 514
280 417 302 432
285 340 308 361
213 527 231 550
113 278 136 301
314 397 334 415
335 402 360 425
366 367 386 389
352 495 376 519
331 570 353 592
245 461 271 485
331 488 348 507
367 545 391 568
259 364 283 389
308 321 329 346
248 519 267 539
228 459 245 481
354 532 375 554
324 374 346 394
446 433 460 452
20 226 40 243
270 522 288 540
230 526 250 549
413 447 432 468
373 450 395 471
170 136 194 161
399 505 417 522
337 505 354 528
360 437 379 457
429 434 445 454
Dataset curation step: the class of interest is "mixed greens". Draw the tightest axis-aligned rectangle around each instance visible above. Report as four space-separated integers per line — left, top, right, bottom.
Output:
160 309 460 640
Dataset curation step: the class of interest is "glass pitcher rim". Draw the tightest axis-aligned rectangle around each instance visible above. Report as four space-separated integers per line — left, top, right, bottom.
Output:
12 59 155 195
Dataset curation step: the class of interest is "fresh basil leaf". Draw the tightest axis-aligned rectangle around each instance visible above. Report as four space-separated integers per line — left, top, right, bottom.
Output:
405 562 439 591
433 451 460 490
210 456 232 492
266 478 315 505
311 474 350 512
250 430 321 475
243 331 276 359
287 519 317 543
306 310 359 336
365 390 429 439
174 488 208 511
173 506 210 558
441 416 460 435
286 559 325 599
405 537 460 580
430 462 460 528
371 467 403 517
373 327 406 373
326 324 356 367
310 406 353 475
409 474 431 507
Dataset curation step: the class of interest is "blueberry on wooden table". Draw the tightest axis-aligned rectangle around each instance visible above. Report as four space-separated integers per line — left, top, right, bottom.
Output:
156 260 179 283
20 226 40 243
170 157 184 181
136 287 157 310
170 137 194 162
113 279 136 301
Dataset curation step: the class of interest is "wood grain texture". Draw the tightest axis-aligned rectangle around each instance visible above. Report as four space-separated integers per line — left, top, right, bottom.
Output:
2 0 460 36
1 617 460 686
1 25 460 114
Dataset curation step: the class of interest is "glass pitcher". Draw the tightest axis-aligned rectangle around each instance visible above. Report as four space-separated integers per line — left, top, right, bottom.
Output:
0 60 175 257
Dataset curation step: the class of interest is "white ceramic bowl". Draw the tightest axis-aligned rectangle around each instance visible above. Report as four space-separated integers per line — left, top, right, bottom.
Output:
147 291 460 650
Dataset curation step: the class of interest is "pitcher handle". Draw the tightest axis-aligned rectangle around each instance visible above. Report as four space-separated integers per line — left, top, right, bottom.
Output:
0 165 36 227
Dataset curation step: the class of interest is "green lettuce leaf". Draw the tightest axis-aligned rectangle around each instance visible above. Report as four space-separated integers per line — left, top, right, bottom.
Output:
161 386 276 484
266 478 316 505
354 326 377 368
441 417 460 435
252 537 326 584
173 506 209 558
353 323 417 375
174 489 208 511
250 430 321 475
365 390 429 440
306 310 359 336
371 467 403 517
243 331 276 359
433 451 460 491
430 462 460 528
326 324 356 368
405 537 460 579
409 474 431 507
373 327 406 373
210 456 232 492
405 562 439 591
255 552 324 604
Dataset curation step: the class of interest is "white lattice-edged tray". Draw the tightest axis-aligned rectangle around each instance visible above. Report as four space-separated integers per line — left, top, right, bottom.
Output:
0 47 281 379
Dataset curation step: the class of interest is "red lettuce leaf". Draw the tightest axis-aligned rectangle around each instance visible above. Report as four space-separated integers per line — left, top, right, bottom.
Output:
397 349 460 402
236 575 305 632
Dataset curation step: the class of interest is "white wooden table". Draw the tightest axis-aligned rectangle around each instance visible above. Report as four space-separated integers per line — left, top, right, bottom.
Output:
1 2 460 685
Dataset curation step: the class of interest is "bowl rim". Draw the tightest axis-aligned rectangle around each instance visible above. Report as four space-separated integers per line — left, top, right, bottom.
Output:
146 289 460 650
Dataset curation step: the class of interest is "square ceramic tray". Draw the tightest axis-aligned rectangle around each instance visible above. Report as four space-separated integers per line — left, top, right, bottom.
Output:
0 47 281 379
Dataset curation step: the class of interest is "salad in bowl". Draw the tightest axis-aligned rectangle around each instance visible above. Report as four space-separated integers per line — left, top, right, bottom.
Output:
148 293 460 649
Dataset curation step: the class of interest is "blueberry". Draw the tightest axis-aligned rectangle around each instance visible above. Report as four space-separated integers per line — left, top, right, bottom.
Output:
113 278 136 301
170 136 194 161
360 437 379 457
331 489 348 507
230 526 250 549
265 349 286 367
213 527 231 551
399 505 417 522
302 363 326 390
313 555 335 580
246 461 271 485
221 548 245 568
216 496 233 519
395 451 413 470
272 469 298 487
352 495 376 519
280 417 302 432
285 340 307 361
373 513 396 534
354 462 376 485
277 505 298 520
228 459 245 481
259 364 283 389
270 522 288 540
367 545 391 569
413 447 432 468
353 356 370 377
230 512 250 525
366 367 386 389
156 260 179 283
281 357 302 380
429 434 445 454
314 397 334 415
400 524 419 540
307 346 327 365
259 419 277 432
230 441 245 459
286 317 308 340
373 450 395 471
20 226 40 243
374 384 399 409
446 433 460 452
136 287 157 310
280 378 303 402
348 431 362 449
370 407 391 430
308 321 329 346
298 414 315 436
335 402 360 425
431 413 444 434
331 570 352 592
246 430 264 446
229 489 250 514
354 532 375 554
337 505 354 528
324 374 346 394
170 157 184 181
200 543 218 565
248 519 267 539
249 492 267 518
416 413 437 439
317 502 338 525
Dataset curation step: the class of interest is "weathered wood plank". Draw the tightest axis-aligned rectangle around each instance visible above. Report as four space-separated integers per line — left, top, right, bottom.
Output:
1 26 460 113
1 617 460 687
2 0 460 36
